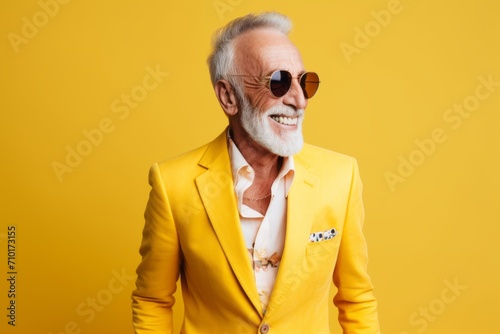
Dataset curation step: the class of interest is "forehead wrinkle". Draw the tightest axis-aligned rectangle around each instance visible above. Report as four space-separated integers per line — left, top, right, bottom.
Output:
233 28 304 76
259 45 304 75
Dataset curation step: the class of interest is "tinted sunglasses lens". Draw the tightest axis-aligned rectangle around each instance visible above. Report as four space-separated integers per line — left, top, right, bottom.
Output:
269 71 292 97
301 72 320 99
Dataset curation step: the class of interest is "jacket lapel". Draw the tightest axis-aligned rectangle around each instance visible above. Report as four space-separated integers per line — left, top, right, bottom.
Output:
266 151 319 315
195 130 263 316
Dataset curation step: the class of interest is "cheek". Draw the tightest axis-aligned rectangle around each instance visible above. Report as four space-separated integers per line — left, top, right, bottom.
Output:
249 88 278 113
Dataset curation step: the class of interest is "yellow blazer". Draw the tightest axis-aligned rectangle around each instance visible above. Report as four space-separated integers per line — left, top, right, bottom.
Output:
132 130 379 333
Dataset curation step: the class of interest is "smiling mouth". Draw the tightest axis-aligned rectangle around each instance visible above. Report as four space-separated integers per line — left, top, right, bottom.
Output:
270 115 299 126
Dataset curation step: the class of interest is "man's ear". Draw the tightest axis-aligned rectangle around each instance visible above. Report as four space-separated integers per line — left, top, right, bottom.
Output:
214 79 239 117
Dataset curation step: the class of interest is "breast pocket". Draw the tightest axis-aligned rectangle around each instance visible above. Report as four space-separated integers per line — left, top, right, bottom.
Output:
306 236 340 255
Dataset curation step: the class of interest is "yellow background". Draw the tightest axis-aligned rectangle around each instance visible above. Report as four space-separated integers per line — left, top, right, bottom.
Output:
1 0 499 333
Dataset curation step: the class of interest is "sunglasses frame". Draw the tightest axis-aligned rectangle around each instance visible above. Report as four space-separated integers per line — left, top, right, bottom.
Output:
228 70 320 99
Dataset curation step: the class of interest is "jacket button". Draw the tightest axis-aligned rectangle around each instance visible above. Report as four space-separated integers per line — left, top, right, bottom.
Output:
260 324 270 334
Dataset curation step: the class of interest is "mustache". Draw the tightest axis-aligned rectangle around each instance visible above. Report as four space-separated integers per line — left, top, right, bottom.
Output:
265 105 304 118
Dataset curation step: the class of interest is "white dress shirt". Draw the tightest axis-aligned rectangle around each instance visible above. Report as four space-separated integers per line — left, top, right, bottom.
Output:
228 137 295 313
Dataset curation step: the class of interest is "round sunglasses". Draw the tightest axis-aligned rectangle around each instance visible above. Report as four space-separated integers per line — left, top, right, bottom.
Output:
229 70 320 99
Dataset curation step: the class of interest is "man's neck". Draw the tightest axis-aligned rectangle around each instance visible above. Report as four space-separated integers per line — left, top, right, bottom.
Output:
231 132 282 180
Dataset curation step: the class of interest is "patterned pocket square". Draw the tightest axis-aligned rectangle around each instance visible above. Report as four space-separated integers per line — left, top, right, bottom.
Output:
309 228 337 243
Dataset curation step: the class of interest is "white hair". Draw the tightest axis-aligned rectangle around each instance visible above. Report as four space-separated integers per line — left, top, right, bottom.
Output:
207 12 292 86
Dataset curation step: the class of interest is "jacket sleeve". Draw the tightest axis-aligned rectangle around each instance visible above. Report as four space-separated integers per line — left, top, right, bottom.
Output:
333 159 380 333
132 163 181 333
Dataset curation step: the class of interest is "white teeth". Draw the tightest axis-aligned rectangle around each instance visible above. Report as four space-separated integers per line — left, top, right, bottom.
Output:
271 116 298 125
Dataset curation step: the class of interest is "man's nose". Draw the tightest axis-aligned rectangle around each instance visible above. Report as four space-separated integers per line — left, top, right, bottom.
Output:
282 78 308 110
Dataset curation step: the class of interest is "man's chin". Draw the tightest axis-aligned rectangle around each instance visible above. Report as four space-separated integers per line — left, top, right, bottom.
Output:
263 137 304 157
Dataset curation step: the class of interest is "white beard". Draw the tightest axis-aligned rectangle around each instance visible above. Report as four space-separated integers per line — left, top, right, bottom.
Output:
238 90 304 157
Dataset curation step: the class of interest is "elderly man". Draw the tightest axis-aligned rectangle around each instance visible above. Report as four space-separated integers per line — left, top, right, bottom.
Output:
132 12 380 334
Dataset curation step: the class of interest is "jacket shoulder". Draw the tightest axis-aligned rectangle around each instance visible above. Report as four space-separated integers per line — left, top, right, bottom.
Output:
298 143 358 170
150 145 209 187
153 130 228 180
158 143 208 169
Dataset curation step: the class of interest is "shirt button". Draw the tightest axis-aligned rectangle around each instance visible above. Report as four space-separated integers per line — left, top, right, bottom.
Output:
246 166 253 174
260 324 270 334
